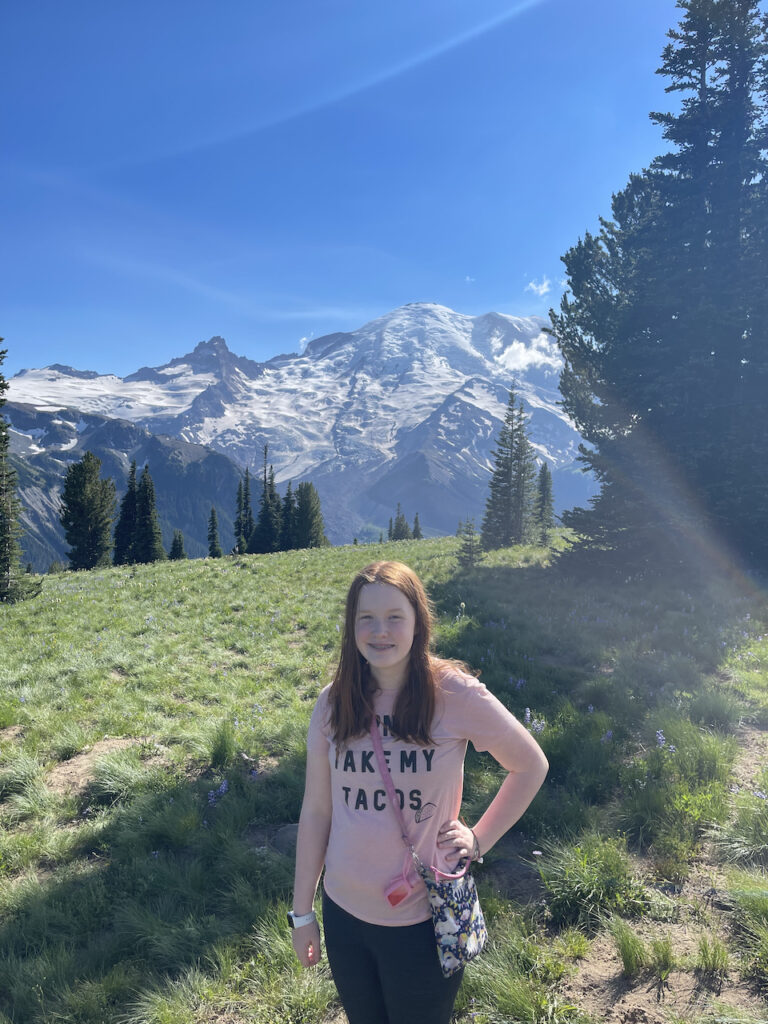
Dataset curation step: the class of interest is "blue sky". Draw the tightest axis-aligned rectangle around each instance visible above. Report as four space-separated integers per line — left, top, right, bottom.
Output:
2 0 682 378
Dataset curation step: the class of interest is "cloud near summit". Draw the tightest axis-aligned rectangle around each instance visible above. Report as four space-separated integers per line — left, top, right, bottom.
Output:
494 331 562 373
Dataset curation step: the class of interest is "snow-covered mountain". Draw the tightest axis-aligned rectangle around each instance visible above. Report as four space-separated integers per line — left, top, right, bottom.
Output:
8 303 595 547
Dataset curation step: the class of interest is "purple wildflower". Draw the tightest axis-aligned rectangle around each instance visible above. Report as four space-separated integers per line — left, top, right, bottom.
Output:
587 704 594 713
656 730 666 748
754 790 767 801
524 707 531 725
600 730 613 743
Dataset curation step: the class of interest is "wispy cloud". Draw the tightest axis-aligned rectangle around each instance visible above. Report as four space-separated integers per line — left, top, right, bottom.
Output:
525 276 551 297
116 0 552 168
465 275 476 284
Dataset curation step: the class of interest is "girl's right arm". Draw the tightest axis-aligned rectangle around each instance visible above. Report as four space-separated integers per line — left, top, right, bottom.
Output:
291 736 332 968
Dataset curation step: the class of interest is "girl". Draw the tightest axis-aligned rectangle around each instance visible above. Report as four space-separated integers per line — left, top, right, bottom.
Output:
290 561 548 1024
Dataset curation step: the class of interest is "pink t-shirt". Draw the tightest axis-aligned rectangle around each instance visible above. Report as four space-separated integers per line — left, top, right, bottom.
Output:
307 666 525 926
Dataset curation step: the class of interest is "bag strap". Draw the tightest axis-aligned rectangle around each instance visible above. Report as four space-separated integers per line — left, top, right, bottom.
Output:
369 718 413 849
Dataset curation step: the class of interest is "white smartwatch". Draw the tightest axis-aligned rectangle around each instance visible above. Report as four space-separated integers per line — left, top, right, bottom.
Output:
287 910 317 929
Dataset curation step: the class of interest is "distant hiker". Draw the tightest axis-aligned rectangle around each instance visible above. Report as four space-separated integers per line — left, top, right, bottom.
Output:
290 560 548 1024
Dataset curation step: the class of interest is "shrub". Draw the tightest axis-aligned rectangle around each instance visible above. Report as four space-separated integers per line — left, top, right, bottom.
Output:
209 719 237 769
687 688 742 731
609 917 647 977
707 788 768 867
648 934 676 981
537 834 648 930
89 749 170 804
538 704 620 803
696 932 729 988
0 752 42 798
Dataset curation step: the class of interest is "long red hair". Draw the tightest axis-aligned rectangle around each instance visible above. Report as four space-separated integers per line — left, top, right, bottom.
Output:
328 561 437 746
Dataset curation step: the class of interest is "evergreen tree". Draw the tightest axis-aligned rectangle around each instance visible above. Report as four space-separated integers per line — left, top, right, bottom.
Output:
168 529 187 560
387 517 393 541
552 0 768 571
60 451 116 570
392 503 412 540
233 479 246 554
113 460 138 565
510 401 537 544
248 448 282 554
481 389 536 548
208 506 223 558
412 513 423 540
533 462 556 546
0 344 40 601
280 481 297 550
134 465 165 563
295 481 328 548
457 518 480 570
243 467 256 542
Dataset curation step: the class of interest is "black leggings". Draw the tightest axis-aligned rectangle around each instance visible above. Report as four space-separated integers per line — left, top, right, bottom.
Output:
322 889 464 1024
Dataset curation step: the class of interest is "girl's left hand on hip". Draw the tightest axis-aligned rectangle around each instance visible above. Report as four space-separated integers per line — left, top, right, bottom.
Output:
436 819 474 866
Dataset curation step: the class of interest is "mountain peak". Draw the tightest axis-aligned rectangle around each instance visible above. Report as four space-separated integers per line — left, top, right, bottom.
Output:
192 336 230 355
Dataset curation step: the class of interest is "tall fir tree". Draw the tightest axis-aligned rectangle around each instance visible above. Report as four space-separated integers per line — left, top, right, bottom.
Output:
233 479 246 554
392 503 412 540
168 529 187 560
552 0 768 571
387 517 393 541
59 451 116 570
208 507 223 558
134 465 165 564
533 462 556 546
113 460 138 565
481 389 536 548
280 481 297 550
243 467 255 542
0 344 40 601
412 512 423 540
510 401 536 544
248 448 282 553
294 481 328 548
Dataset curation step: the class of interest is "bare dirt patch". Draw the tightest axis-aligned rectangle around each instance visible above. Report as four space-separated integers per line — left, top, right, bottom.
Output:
46 737 138 796
0 725 24 744
559 923 766 1023
731 723 768 791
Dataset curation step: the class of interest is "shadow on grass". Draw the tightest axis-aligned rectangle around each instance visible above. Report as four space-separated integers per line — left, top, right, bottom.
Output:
429 558 765 839
0 750 308 1023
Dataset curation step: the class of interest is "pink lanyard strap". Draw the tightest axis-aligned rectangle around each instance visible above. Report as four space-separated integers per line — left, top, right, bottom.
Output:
369 718 414 852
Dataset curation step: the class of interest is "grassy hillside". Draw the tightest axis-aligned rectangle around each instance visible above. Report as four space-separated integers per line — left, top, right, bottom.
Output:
1 537 767 1023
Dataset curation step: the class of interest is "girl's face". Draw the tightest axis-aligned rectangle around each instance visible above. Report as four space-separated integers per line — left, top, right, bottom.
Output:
354 582 417 688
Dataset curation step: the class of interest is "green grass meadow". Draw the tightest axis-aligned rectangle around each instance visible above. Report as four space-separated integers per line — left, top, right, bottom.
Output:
1 536 768 1023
